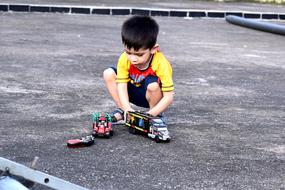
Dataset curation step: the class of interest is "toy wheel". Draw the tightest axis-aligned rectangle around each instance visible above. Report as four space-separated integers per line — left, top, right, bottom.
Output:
128 127 136 134
165 138 171 143
110 130 114 136
155 136 160 143
105 134 111 139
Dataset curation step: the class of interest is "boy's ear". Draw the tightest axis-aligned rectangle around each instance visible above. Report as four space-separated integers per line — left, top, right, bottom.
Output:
150 44 160 54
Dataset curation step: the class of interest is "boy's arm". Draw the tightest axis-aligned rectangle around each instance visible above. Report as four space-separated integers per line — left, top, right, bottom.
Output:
147 91 174 116
117 82 134 112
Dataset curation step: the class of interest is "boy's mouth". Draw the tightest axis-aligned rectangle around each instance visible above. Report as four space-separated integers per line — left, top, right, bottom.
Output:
133 62 148 70
131 61 141 66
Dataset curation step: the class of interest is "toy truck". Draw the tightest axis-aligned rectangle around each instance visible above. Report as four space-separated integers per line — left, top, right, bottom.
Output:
125 111 171 142
92 112 113 138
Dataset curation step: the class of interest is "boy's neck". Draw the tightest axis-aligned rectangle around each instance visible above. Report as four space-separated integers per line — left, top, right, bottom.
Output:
136 54 153 70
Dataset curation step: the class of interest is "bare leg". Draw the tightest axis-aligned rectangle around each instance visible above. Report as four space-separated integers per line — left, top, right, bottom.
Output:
146 82 163 110
103 68 121 107
103 68 124 121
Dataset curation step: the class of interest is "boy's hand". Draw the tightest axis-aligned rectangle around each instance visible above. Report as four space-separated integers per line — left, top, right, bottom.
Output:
123 107 135 122
145 111 155 117
124 107 135 114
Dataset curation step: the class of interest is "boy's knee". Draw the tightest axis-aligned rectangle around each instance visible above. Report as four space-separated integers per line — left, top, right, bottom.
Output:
103 68 116 81
147 82 160 93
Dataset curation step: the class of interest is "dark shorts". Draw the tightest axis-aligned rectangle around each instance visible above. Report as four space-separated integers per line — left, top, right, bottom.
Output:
110 67 159 108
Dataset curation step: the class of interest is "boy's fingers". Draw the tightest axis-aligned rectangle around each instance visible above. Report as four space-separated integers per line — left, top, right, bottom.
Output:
123 108 134 122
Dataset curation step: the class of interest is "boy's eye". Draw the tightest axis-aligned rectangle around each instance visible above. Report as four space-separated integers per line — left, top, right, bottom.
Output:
125 52 144 57
125 50 146 57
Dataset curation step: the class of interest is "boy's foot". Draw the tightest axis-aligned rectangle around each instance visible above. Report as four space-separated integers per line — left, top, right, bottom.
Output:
157 113 166 124
110 108 124 122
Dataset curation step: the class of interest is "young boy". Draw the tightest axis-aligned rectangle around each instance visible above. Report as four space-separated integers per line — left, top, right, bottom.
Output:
103 15 174 122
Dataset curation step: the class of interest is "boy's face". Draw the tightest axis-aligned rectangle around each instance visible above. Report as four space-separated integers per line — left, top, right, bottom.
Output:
124 46 157 68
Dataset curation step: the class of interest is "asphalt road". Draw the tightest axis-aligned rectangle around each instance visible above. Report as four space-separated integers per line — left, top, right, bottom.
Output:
0 7 285 190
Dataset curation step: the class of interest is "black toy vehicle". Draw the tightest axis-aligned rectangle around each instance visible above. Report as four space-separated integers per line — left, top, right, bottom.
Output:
125 111 171 142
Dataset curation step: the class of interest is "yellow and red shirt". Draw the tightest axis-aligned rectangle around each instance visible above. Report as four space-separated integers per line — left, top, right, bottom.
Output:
116 51 174 92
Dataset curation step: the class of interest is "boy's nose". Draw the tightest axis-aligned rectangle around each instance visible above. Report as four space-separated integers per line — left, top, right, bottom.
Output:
129 55 138 62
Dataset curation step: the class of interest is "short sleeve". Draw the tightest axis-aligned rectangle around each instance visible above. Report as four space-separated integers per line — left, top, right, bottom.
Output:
153 53 174 92
116 52 130 83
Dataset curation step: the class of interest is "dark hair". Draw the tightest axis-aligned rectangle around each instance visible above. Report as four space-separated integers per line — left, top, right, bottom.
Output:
121 16 159 51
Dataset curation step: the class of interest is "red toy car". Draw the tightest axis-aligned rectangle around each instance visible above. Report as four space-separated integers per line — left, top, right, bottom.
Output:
92 112 113 138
